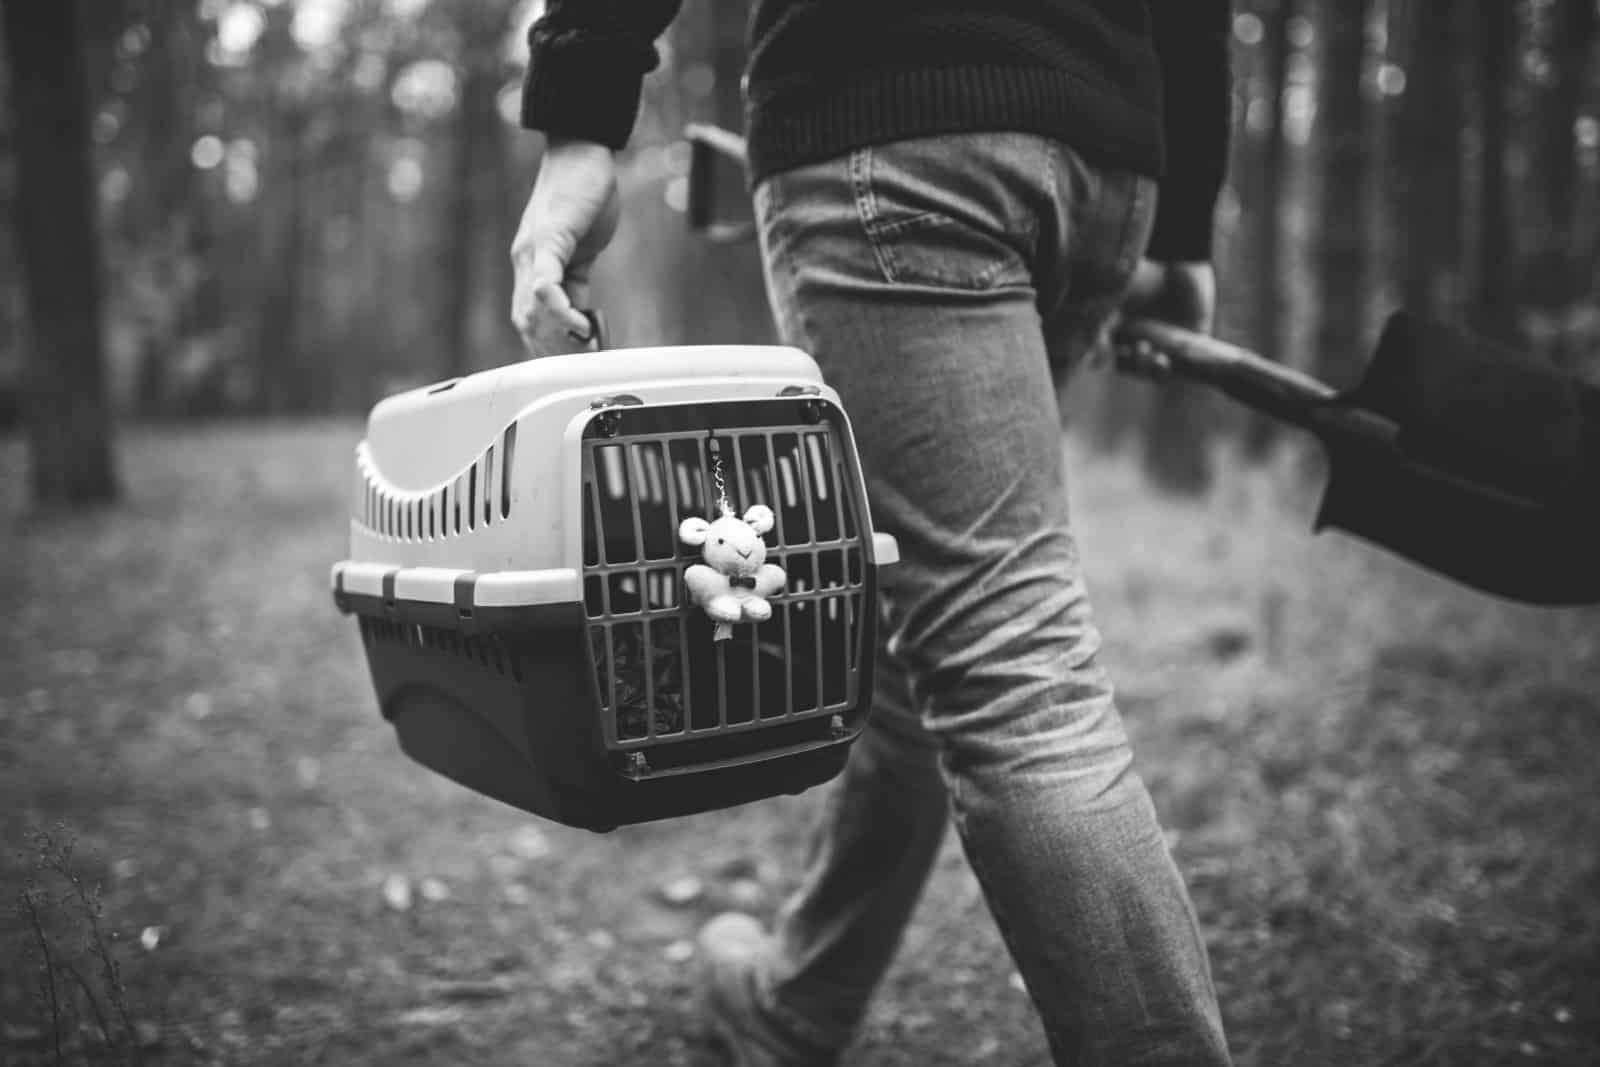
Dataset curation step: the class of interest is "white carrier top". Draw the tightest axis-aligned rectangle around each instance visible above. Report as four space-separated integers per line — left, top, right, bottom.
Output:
331 344 896 611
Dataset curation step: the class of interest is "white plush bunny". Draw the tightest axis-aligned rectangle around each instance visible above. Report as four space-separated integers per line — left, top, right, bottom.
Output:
679 505 787 641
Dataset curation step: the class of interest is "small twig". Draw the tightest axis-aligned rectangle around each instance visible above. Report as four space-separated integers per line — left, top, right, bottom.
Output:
21 884 65 1064
69 877 143 1067
61 960 118 1062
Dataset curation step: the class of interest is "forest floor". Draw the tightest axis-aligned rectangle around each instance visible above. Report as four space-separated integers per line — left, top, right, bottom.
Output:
2 420 1599 1066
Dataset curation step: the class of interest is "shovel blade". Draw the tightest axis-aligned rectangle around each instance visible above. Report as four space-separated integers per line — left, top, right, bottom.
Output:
1311 311 1600 605
1317 452 1600 605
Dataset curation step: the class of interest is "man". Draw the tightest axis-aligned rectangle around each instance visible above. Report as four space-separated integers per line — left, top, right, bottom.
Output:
511 2 1234 1063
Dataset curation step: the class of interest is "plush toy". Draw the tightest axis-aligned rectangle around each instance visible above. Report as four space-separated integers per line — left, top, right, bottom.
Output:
680 505 787 641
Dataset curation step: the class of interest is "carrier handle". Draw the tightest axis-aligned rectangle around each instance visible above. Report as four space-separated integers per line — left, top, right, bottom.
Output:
569 308 607 351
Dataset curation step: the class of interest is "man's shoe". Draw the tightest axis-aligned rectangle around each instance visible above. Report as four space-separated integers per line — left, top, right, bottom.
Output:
697 912 838 1067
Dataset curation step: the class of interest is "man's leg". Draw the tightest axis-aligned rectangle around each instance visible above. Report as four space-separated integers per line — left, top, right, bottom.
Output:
701 644 949 1062
739 132 1228 1066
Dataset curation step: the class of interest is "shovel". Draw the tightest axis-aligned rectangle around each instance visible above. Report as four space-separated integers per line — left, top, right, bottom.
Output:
1115 316 1600 606
682 124 1600 607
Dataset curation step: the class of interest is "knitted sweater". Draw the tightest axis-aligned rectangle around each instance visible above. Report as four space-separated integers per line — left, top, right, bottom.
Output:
520 0 1230 259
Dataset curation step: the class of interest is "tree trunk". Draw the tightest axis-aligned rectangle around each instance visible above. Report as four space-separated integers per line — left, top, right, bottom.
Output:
2 0 119 507
443 6 505 379
253 105 309 413
1472 0 1518 343
136 1 216 416
1528 0 1596 309
661 0 773 348
1243 0 1293 458
1394 0 1463 321
1310 0 1372 387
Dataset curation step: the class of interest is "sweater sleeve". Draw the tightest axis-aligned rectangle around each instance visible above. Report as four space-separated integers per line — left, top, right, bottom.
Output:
519 0 685 149
1145 0 1233 261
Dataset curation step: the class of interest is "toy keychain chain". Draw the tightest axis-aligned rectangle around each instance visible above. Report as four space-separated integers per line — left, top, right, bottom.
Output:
678 437 787 641
710 445 734 518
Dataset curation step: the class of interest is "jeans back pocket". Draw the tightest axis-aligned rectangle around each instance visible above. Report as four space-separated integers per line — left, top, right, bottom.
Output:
851 133 1046 293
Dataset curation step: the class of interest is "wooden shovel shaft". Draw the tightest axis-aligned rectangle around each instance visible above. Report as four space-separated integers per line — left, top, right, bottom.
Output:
1114 319 1338 420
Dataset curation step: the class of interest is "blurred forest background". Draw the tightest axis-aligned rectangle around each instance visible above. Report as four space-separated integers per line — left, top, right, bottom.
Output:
4 0 1600 500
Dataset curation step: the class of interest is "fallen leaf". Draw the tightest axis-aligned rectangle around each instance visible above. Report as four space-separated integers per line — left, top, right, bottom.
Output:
134 1020 163 1050
396 1006 466 1027
383 873 413 912
509 825 552 860
658 876 704 906
727 878 763 908
1 1023 48 1049
429 979 515 1002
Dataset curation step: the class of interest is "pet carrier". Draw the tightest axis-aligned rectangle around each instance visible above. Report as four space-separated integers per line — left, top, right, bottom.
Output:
331 342 898 832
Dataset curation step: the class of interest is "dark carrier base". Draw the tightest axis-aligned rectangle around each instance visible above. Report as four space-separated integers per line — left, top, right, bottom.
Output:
347 600 864 831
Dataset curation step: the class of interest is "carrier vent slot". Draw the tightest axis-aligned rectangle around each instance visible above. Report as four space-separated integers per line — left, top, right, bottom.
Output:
481 445 496 528
501 423 517 519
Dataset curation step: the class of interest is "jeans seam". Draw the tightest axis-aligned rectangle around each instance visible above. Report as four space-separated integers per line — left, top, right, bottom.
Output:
850 147 900 284
1115 176 1149 281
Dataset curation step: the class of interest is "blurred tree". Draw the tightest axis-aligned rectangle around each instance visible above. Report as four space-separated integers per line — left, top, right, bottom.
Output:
132 1 220 415
1472 0 1520 344
1527 0 1596 308
2 0 120 506
1310 0 1372 386
668 0 773 347
1391 0 1464 323
1244 0 1294 457
441 0 515 378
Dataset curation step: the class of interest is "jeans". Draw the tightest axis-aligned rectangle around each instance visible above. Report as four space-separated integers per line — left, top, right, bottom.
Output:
747 132 1230 1065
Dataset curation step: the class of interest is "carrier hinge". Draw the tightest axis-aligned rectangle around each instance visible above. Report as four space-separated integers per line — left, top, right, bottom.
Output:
590 394 643 437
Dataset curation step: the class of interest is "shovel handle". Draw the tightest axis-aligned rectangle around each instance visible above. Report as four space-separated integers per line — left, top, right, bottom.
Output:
685 123 756 243
1114 318 1338 428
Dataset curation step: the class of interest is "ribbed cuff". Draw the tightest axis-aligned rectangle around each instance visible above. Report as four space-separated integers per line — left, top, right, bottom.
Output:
1146 182 1218 261
520 35 647 149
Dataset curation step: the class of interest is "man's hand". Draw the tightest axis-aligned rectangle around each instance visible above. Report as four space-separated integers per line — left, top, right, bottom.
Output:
510 138 621 356
1113 259 1217 379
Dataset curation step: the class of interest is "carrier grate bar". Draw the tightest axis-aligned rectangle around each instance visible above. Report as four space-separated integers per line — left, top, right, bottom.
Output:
626 444 648 566
678 612 692 721
813 555 826 713
763 433 786 544
584 447 607 571
644 613 658 741
794 432 820 547
604 625 617 731
716 638 728 729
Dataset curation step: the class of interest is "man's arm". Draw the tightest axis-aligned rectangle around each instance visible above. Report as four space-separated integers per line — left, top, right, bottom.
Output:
512 1 685 354
520 0 686 148
1145 0 1233 262
1119 0 1232 343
